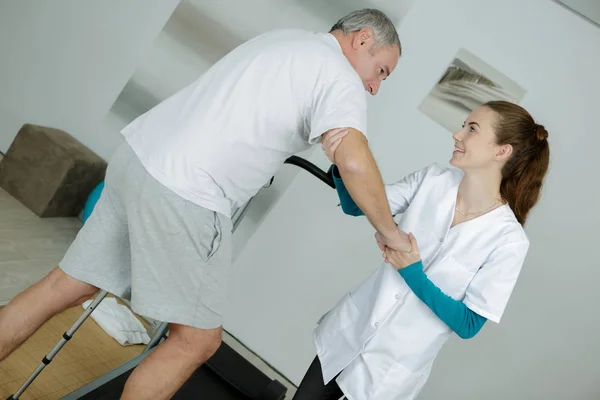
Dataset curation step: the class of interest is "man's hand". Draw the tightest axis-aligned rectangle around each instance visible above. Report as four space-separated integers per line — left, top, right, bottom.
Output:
321 128 349 163
375 229 412 254
384 233 421 270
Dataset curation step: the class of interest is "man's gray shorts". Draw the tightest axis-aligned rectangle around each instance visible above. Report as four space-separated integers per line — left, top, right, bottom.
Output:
59 142 232 330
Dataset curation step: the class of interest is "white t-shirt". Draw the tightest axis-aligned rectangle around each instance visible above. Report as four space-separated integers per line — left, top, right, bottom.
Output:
122 29 368 218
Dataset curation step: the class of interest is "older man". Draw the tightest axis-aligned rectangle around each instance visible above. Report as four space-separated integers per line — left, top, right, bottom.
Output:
0 9 406 399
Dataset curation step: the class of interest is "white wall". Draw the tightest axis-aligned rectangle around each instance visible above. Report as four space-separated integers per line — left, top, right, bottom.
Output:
225 0 600 397
0 0 179 160
555 0 600 26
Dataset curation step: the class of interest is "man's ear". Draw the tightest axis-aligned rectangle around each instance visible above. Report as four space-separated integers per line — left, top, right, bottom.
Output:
352 27 374 49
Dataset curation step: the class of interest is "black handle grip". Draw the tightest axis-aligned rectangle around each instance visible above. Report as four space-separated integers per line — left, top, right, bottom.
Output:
284 156 335 189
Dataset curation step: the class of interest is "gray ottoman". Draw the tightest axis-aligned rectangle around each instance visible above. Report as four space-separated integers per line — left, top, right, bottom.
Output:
0 124 107 218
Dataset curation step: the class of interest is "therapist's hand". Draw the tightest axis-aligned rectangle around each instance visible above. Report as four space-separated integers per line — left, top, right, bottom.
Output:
321 128 349 163
384 233 421 270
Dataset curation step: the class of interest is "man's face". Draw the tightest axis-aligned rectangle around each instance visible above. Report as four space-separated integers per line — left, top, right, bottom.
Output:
346 28 400 95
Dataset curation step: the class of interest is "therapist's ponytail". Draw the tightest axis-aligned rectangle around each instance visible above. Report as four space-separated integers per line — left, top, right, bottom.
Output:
484 101 550 225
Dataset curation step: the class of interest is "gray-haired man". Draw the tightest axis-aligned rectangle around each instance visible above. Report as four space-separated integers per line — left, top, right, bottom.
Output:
0 9 407 399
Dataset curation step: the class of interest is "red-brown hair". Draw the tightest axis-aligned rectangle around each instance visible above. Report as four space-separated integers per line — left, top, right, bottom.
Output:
484 101 550 225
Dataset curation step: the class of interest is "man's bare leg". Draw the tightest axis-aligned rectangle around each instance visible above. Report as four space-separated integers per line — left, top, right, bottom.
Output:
121 323 222 400
0 267 98 361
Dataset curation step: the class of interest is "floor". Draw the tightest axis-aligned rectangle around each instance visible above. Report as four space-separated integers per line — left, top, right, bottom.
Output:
0 304 146 400
0 157 296 398
0 189 82 307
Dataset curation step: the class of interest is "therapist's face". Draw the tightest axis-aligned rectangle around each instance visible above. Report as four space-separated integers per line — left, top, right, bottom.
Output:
450 106 505 171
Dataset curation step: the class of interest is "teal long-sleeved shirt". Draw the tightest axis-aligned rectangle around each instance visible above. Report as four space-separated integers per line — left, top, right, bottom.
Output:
331 165 486 339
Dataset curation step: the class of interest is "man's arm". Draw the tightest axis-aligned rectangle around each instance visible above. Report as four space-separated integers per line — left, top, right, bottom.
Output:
332 128 410 252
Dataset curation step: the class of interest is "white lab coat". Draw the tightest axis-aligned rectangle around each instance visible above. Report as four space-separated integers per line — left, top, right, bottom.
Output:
313 163 530 400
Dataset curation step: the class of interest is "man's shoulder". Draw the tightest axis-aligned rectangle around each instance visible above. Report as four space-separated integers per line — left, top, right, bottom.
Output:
249 29 330 49
252 30 359 85
253 30 346 62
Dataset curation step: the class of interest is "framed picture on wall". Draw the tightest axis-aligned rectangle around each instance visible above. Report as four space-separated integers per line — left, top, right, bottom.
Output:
418 48 526 133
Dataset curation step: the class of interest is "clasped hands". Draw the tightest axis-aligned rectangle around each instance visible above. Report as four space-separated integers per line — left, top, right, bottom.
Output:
322 128 421 270
375 230 421 271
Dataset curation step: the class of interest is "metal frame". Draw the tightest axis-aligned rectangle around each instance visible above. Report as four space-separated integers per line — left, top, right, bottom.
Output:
7 292 109 399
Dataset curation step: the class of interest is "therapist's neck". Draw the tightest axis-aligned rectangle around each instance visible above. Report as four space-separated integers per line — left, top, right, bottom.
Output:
458 169 503 211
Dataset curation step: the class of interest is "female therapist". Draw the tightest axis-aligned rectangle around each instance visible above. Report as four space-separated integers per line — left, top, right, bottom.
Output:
293 101 551 400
